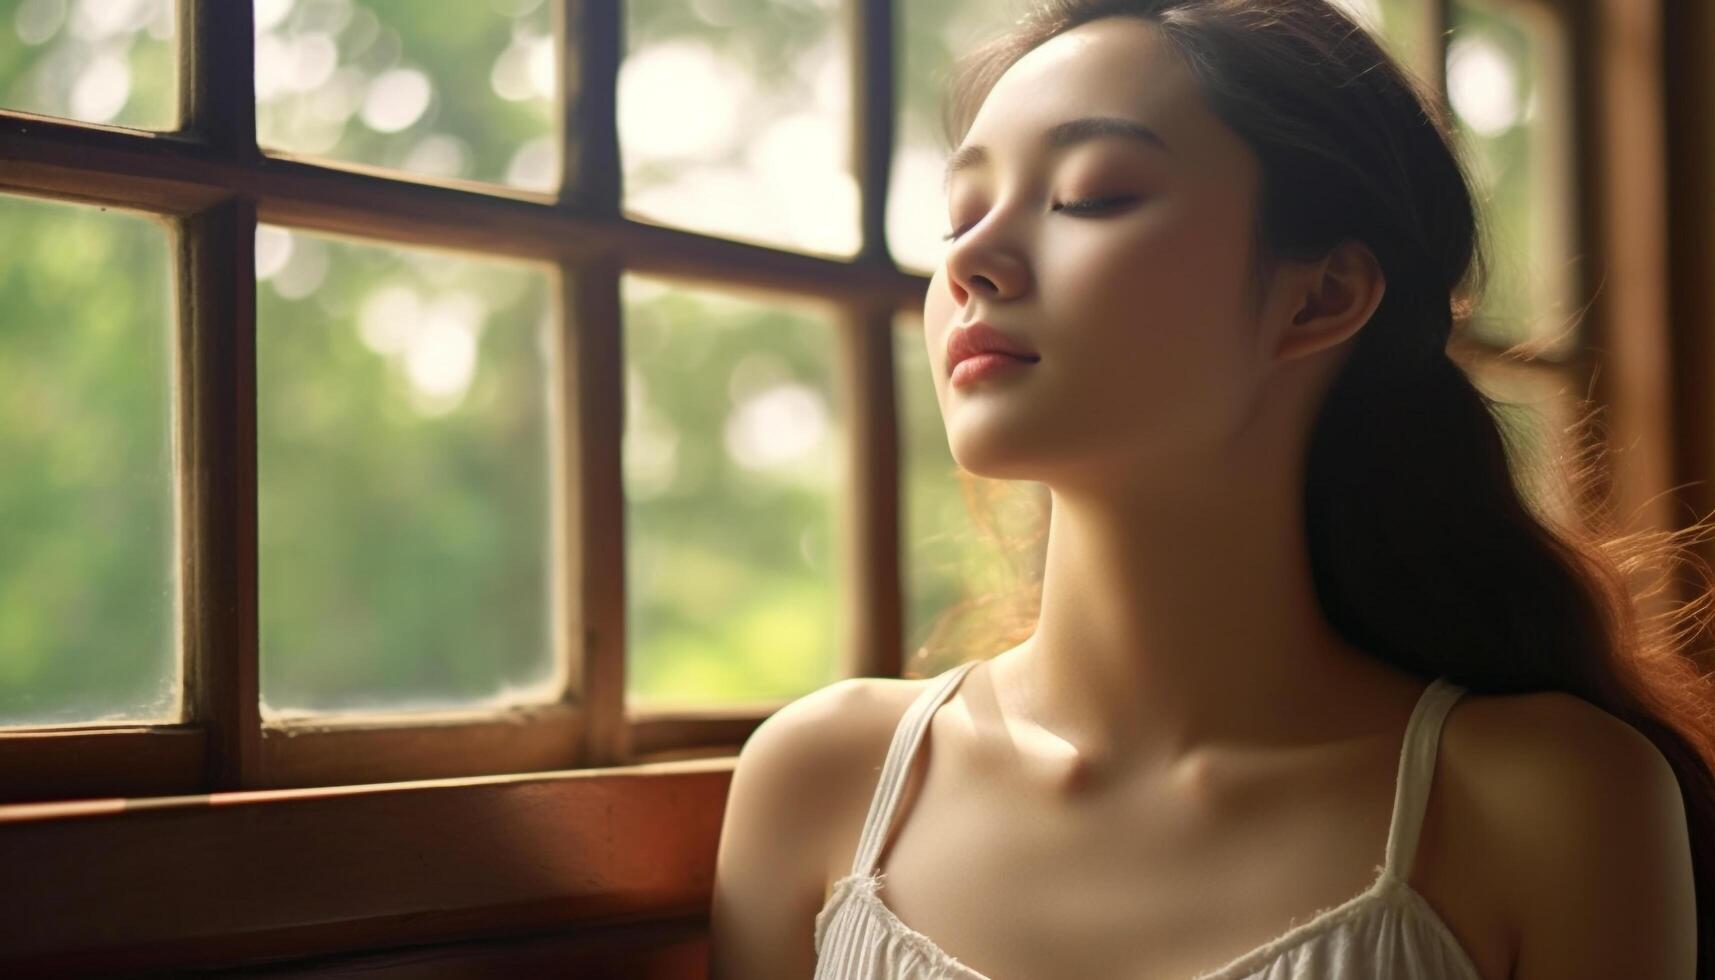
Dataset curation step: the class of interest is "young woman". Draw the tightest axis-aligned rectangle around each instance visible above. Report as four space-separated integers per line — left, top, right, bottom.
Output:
710 1 1712 977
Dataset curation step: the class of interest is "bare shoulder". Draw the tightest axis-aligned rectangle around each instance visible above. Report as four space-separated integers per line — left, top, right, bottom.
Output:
754 673 931 776
1439 685 1698 979
708 674 930 979
734 674 925 833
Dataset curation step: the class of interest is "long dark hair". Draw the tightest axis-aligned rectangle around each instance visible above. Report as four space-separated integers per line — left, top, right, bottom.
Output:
918 0 1715 970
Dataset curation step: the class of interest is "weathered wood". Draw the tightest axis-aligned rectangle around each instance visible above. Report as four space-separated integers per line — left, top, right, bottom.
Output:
0 757 733 975
259 705 584 789
1661 0 1715 664
557 0 622 214
0 113 930 310
840 307 905 680
178 198 263 791
178 0 255 156
0 728 204 804
1572 0 1676 547
852 0 896 265
628 702 780 759
560 257 631 768
0 703 780 803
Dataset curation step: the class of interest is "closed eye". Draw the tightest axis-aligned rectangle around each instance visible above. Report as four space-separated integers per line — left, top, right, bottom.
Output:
941 195 1139 242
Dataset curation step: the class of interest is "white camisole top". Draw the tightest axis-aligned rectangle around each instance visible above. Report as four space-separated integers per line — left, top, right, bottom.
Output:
812 659 1486 979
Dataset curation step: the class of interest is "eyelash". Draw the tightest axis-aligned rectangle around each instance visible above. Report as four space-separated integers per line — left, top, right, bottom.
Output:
941 195 1136 242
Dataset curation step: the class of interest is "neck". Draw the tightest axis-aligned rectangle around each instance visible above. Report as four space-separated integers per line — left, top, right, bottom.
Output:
986 406 1410 791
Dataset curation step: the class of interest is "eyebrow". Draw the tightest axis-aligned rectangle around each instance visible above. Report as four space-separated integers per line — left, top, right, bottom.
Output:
942 116 1173 192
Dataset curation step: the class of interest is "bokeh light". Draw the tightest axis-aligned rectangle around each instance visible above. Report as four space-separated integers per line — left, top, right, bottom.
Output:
622 274 845 706
0 192 177 729
0 0 177 128
255 0 558 191
621 0 860 258
256 225 558 718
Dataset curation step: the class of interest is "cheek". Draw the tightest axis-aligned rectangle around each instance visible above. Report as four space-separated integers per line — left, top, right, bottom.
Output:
1040 214 1258 436
1050 218 1246 366
1061 199 1243 318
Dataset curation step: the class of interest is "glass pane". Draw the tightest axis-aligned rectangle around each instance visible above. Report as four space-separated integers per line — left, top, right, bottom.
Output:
0 193 176 729
895 314 1046 678
0 0 178 129
623 276 844 706
257 226 556 718
621 0 859 257
1448 0 1577 357
255 0 558 191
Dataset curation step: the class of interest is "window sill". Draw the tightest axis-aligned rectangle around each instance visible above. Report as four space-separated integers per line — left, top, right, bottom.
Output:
0 756 734 975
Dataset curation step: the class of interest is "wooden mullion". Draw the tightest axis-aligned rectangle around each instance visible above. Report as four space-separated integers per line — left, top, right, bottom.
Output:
176 0 261 793
1576 0 1675 541
0 115 927 307
177 198 261 792
843 0 906 679
1661 0 1715 661
178 0 257 157
840 305 905 680
852 0 895 265
556 0 623 214
560 256 629 767
550 1 626 768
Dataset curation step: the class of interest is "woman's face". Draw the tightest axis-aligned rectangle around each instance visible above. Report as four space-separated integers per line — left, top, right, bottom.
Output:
923 16 1305 488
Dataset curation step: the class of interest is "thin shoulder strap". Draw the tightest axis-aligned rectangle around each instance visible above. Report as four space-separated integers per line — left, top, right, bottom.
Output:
1381 676 1468 881
847 659 982 878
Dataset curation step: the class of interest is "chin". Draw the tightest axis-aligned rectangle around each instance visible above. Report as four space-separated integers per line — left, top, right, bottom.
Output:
947 433 1053 483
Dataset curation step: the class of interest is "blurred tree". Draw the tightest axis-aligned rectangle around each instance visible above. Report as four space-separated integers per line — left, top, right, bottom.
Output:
621 278 844 706
0 195 175 728
255 228 556 717
0 0 176 129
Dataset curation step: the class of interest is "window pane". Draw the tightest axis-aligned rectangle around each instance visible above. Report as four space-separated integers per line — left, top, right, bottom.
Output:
1448 0 1577 357
621 1 858 257
895 315 1046 678
0 0 178 129
257 227 556 718
255 0 558 191
623 276 844 706
0 193 176 729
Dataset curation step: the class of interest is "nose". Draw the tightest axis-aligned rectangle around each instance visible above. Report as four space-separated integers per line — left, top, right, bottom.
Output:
943 229 1030 309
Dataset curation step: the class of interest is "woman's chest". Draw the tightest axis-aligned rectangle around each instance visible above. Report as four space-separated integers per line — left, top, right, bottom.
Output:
821 721 1510 980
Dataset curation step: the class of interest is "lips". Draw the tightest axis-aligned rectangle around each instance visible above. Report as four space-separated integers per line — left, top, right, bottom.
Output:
946 322 1040 374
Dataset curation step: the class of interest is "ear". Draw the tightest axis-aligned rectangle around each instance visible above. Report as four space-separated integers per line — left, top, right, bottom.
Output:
1274 239 1386 363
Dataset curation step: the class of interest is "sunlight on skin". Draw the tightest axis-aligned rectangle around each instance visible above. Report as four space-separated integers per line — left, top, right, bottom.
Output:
922 15 1393 769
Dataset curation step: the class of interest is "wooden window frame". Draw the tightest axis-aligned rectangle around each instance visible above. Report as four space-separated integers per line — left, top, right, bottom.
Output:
1 0 1688 972
0 0 916 805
